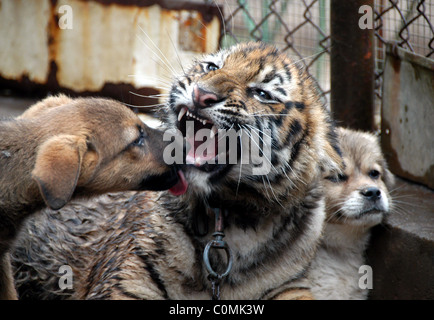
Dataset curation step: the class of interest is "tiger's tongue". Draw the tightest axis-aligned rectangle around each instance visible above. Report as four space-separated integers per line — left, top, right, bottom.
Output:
185 135 217 167
169 170 188 196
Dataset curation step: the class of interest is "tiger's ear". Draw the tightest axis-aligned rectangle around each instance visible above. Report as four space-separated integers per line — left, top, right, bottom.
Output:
32 135 87 210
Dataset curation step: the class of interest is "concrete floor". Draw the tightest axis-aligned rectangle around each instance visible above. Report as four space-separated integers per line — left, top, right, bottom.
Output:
0 96 38 118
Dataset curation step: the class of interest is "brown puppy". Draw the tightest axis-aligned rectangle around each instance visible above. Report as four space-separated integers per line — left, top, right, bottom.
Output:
0 95 184 299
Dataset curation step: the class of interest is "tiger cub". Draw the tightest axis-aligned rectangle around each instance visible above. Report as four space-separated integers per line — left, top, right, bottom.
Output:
308 127 395 300
12 42 343 299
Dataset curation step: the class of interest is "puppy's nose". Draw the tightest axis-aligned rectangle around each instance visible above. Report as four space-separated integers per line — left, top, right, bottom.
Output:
193 85 219 108
361 187 381 201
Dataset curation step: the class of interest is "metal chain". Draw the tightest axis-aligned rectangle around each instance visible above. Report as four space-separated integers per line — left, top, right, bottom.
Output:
203 207 233 300
208 274 222 300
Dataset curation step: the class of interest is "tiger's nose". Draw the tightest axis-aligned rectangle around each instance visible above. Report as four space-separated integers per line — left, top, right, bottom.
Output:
193 85 219 108
361 187 382 201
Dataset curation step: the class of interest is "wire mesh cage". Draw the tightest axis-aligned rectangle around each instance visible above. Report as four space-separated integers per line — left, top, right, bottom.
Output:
208 0 434 113
211 0 332 100
374 0 434 102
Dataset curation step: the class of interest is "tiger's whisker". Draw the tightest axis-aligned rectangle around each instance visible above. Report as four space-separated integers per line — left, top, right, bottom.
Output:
137 25 178 75
241 125 278 174
123 102 164 108
165 29 186 76
129 92 170 99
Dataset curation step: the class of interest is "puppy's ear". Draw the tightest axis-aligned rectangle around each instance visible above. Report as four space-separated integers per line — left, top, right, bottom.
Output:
384 168 396 190
321 127 345 177
32 135 87 210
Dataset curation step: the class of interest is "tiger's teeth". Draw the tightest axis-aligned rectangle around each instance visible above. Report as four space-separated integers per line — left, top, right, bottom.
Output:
195 156 202 167
181 109 210 126
210 125 218 139
178 107 187 121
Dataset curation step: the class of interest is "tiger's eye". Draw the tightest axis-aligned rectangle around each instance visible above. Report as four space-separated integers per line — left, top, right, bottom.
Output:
256 89 272 100
206 63 219 71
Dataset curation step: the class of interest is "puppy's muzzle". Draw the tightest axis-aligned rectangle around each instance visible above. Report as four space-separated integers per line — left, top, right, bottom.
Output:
360 187 381 202
138 165 180 191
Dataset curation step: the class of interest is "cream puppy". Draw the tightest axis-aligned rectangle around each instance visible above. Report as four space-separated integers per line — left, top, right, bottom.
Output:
309 127 395 300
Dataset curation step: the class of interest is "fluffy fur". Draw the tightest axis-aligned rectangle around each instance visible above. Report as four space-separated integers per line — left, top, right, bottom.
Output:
0 95 179 299
12 42 343 299
308 127 395 300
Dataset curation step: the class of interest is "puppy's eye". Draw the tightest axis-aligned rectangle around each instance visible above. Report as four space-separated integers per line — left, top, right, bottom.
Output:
206 62 219 72
369 170 380 179
132 127 146 147
325 173 348 183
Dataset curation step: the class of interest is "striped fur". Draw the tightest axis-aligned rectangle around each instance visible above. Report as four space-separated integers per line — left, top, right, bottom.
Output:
12 42 343 299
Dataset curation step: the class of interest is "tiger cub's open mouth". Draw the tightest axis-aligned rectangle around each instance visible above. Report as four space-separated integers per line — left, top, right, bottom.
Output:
176 105 240 175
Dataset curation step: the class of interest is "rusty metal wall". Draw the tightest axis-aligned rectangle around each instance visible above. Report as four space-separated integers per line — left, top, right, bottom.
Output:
0 0 222 107
381 44 434 189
